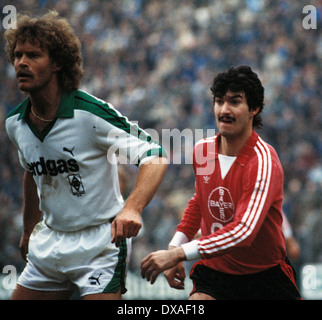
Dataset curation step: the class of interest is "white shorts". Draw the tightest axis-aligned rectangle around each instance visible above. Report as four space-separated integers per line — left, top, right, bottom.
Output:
17 220 131 297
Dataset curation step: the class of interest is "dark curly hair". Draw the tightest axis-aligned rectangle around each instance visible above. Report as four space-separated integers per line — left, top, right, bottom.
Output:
4 10 83 91
210 65 265 129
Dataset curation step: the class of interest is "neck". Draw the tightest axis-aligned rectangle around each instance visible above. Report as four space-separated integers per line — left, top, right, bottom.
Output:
29 85 62 117
219 129 253 156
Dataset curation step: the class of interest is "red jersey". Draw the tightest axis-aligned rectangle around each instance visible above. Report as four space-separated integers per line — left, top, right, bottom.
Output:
177 130 286 274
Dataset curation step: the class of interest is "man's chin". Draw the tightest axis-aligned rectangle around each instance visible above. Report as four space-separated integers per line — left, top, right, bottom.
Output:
219 129 232 137
18 85 33 95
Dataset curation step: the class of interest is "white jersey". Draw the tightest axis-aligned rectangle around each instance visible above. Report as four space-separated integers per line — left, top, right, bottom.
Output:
6 89 167 232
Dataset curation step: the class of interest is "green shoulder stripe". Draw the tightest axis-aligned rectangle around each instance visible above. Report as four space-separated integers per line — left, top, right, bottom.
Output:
74 91 168 160
74 90 151 141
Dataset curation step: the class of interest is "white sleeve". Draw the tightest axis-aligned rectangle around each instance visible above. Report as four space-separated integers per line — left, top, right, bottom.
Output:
181 240 201 261
94 105 167 166
5 118 29 171
169 231 190 247
169 231 202 261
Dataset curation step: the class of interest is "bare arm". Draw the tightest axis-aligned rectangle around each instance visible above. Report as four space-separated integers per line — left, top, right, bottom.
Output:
20 170 42 260
141 247 186 285
111 157 168 247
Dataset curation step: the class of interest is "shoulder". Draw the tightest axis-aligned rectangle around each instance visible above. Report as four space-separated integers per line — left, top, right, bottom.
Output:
74 90 117 116
241 131 280 163
193 135 217 175
256 136 281 166
246 135 283 178
74 89 129 127
6 98 29 121
5 99 29 140
193 135 217 163
194 135 217 153
74 90 107 108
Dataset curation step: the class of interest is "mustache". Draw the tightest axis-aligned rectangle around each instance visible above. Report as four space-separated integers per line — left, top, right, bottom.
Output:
219 115 235 122
16 69 34 78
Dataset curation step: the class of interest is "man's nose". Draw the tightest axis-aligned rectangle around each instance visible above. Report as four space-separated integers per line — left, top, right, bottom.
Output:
221 101 231 113
18 54 29 67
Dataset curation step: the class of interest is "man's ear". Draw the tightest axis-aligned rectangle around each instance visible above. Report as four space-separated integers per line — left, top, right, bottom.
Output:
53 65 62 72
51 60 62 73
251 106 260 117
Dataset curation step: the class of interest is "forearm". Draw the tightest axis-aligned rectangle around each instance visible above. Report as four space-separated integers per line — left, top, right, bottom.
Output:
123 157 168 213
111 157 167 246
22 171 42 236
169 246 186 263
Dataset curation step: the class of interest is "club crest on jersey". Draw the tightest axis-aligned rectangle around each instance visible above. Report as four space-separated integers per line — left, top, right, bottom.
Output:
67 174 85 197
208 187 235 223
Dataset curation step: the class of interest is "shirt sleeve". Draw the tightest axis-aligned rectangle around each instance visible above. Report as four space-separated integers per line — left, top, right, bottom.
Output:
172 192 203 261
169 231 190 247
196 143 284 259
182 240 201 260
176 191 202 240
5 118 29 171
94 102 167 166
170 142 204 260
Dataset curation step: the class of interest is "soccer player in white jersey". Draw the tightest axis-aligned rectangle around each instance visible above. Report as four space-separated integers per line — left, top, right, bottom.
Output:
4 11 168 300
141 66 301 300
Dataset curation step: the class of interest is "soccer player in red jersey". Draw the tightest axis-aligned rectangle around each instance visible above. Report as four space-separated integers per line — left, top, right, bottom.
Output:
141 66 301 300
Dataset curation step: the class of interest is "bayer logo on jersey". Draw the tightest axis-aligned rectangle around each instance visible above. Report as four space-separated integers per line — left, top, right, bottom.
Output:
208 187 235 223
67 174 85 197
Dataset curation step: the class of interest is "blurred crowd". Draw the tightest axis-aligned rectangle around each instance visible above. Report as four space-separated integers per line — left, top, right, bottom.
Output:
0 0 321 279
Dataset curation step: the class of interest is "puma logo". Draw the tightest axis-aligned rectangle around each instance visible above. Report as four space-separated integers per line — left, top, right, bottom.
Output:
63 147 75 157
89 273 102 285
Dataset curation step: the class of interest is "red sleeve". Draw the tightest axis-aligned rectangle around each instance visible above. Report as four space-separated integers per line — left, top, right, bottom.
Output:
197 141 284 259
176 191 202 241
176 143 203 240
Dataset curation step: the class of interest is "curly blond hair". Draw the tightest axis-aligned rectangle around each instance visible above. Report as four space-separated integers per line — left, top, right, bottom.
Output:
4 10 83 91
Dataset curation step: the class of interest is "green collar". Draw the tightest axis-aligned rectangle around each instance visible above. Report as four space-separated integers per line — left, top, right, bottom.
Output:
17 90 76 142
17 90 76 121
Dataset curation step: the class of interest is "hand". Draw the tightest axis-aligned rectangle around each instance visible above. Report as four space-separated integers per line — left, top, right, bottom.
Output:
164 262 186 290
141 247 186 284
111 209 142 247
